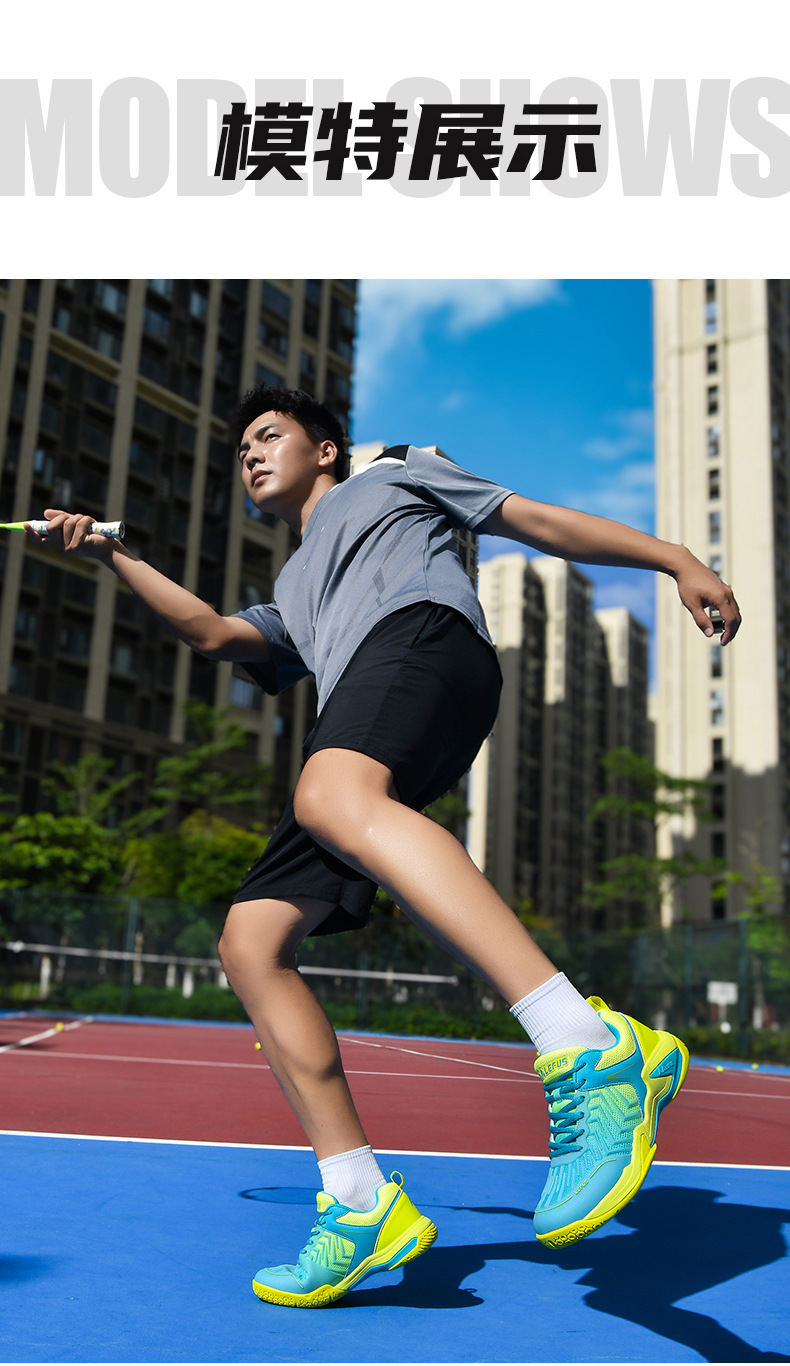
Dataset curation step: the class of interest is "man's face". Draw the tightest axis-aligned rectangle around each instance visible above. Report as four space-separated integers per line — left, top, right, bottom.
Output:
238 410 336 516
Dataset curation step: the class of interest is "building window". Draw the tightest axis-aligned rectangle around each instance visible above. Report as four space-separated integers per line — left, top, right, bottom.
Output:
711 890 726 920
110 642 136 677
707 425 721 459
143 306 170 341
712 736 724 772
303 280 322 338
329 295 355 362
709 553 723 576
33 447 55 484
710 688 725 725
707 386 719 416
229 675 261 710
59 623 91 660
148 279 174 299
705 279 718 334
708 468 720 500
255 363 284 389
299 349 317 393
259 318 288 357
40 401 60 433
706 343 718 375
711 644 723 678
262 282 291 322
709 510 721 544
91 327 122 361
190 289 208 322
15 606 37 643
711 830 726 859
95 281 127 317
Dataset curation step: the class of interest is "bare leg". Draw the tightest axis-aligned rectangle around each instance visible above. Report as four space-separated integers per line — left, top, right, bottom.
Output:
218 895 368 1161
293 749 558 1007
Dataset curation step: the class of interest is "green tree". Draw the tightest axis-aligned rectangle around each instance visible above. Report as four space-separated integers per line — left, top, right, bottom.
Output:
147 701 273 833
584 748 723 922
0 812 124 893
124 812 264 905
41 753 143 826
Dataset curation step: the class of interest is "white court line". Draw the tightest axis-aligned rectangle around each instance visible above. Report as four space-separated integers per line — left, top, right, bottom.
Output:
4 1046 788 1100
683 1086 790 1101
0 1017 90 1054
0 1128 788 1172
0 1048 533 1083
342 1035 535 1076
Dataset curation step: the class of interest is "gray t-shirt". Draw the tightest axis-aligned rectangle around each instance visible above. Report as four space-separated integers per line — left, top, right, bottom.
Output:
235 445 512 712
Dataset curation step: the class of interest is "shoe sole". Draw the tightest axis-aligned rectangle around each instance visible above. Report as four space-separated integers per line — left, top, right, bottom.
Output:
536 1027 690 1249
252 1216 438 1307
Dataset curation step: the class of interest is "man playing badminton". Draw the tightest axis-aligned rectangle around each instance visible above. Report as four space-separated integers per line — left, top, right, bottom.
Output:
27 385 740 1308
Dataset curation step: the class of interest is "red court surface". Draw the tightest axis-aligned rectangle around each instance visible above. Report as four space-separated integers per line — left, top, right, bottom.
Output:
2 1012 789 1166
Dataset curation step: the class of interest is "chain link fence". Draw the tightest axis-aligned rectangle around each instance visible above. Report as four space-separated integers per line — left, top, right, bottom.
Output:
1 890 788 1056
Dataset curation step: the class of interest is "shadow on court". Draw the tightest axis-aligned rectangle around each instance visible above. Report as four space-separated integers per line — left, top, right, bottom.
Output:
377 1186 790 1363
0 1255 55 1284
243 1184 790 1361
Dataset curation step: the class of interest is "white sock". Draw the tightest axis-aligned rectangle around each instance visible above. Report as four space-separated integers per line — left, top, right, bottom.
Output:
317 1145 387 1211
510 973 615 1056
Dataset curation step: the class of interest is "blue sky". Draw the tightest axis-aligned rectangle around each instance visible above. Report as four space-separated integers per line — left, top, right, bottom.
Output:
350 279 656 660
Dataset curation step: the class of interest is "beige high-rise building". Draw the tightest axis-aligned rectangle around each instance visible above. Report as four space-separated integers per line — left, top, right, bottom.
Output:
467 553 546 908
654 278 789 922
467 553 651 932
0 279 356 819
595 606 653 916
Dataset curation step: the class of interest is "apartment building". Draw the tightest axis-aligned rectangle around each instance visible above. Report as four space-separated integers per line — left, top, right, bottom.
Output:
468 553 651 931
0 278 356 819
654 279 790 920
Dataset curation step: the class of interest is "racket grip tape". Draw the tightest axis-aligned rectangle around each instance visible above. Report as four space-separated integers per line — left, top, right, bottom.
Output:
28 519 125 539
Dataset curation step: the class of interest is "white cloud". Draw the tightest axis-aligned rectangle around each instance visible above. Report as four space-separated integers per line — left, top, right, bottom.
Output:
354 279 561 408
582 407 654 461
561 459 655 533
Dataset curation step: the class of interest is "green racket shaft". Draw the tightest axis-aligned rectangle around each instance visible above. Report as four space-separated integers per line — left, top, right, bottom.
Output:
0 519 125 539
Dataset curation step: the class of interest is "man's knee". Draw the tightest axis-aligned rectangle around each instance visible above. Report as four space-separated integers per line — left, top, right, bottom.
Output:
294 778 373 860
219 901 290 976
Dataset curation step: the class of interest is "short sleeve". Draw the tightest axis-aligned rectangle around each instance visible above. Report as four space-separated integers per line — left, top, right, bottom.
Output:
404 445 513 530
233 603 312 694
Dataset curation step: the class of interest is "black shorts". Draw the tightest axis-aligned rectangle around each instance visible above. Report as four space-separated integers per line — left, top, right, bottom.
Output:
231 602 502 935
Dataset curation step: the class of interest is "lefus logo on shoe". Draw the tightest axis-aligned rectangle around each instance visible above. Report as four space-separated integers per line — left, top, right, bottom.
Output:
536 1055 569 1079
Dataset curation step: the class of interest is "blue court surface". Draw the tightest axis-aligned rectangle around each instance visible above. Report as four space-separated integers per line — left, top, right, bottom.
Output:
1 1133 789 1364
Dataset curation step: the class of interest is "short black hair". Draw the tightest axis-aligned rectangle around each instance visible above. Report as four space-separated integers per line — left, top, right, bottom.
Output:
236 385 350 481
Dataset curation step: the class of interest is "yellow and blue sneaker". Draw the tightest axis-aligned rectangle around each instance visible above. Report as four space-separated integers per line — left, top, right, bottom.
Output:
252 1174 437 1307
533 996 689 1248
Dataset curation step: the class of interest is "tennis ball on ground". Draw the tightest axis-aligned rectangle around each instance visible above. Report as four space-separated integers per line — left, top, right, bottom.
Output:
55 1022 64 1032
752 1062 759 1069
254 1041 262 1051
715 1065 724 1072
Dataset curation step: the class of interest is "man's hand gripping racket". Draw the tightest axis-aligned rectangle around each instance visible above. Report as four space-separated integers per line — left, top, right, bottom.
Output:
14 509 125 563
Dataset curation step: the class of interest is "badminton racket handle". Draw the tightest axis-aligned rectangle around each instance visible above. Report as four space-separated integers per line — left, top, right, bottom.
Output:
28 519 125 540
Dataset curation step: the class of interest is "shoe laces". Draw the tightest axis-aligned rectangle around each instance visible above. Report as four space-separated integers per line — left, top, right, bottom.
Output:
543 1069 584 1156
302 1209 332 1260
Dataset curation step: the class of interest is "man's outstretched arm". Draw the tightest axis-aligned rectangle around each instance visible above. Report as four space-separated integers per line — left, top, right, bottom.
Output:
484 494 741 646
24 509 270 662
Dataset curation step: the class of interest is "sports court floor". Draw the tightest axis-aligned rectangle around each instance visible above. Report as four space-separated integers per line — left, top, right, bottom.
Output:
1 1010 789 1363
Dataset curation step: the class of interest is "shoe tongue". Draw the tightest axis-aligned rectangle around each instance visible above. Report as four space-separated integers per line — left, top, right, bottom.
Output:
316 1191 337 1213
534 1045 585 1081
